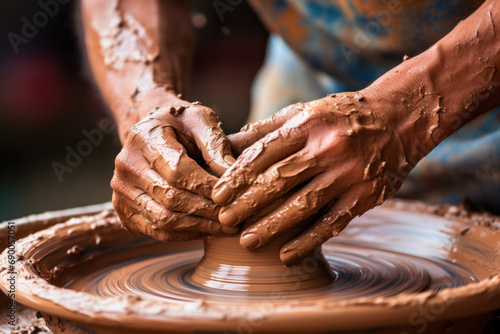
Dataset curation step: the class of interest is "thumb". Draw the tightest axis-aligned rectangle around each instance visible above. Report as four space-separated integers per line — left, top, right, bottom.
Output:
226 130 259 156
184 106 235 176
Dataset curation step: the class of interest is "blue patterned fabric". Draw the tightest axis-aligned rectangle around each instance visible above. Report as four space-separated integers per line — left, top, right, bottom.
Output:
248 1 500 213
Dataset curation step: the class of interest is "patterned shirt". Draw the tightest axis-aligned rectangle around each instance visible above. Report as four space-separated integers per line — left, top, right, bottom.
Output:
250 0 484 87
248 0 500 213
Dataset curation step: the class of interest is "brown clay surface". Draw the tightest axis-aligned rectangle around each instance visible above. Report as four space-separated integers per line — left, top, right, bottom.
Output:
1 200 500 333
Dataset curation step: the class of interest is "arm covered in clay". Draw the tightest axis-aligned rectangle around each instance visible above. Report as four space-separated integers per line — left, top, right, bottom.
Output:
215 0 500 264
81 0 237 241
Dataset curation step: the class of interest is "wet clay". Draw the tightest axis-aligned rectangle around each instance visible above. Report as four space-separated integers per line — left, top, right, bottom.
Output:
1 200 500 333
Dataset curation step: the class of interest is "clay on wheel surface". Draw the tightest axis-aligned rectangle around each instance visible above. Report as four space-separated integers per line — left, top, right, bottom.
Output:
1 200 500 333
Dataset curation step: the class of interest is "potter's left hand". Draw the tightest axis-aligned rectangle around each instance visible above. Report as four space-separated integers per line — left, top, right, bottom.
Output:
213 92 410 265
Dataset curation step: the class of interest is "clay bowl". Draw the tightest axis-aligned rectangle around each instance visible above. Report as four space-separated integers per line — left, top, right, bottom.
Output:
1 199 500 333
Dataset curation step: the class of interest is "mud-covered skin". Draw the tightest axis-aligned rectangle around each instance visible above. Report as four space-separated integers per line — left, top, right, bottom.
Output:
112 99 238 242
82 0 238 240
83 0 500 249
215 93 409 265
82 0 194 142
215 0 500 265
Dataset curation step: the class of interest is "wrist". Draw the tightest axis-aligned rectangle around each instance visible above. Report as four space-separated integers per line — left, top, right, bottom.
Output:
134 86 184 117
115 86 187 143
365 0 500 164
361 64 441 170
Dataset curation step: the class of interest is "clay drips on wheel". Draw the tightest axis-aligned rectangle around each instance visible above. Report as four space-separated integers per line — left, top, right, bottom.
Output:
1 201 500 333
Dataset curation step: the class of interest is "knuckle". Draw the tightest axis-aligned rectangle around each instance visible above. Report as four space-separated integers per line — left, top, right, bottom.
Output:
288 110 316 128
175 216 205 232
153 207 169 223
114 147 143 175
239 120 259 133
126 119 162 146
162 188 178 209
196 105 216 116
165 167 182 185
150 179 168 195
134 192 150 206
122 217 142 235
162 155 192 186
253 167 284 193
110 177 127 196
311 133 350 163
301 111 317 124
110 176 120 192
210 224 223 235
296 190 323 212
126 122 148 142
184 105 215 120
207 133 226 151
279 102 304 116
157 211 182 230
114 152 128 174
111 192 121 209
240 140 266 164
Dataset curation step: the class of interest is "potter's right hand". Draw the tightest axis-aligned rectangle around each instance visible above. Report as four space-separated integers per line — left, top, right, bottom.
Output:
214 92 412 265
111 97 238 242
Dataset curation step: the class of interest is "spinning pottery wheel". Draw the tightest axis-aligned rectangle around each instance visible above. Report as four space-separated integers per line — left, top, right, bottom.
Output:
1 199 500 333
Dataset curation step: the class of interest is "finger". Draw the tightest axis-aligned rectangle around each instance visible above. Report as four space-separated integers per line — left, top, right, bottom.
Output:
141 124 219 199
217 151 319 226
126 214 203 242
112 180 185 227
114 193 203 242
113 183 238 235
182 107 235 176
239 172 345 250
212 127 307 206
227 103 306 155
145 169 220 221
159 213 239 235
114 153 220 221
279 182 373 265
243 193 292 225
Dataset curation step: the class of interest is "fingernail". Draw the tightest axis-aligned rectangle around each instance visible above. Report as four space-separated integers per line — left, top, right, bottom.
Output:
221 225 239 234
280 249 299 265
212 185 232 205
240 232 260 250
219 207 239 226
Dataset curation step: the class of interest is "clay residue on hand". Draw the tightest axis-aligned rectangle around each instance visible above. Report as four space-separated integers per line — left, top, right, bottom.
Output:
95 1 158 72
215 91 413 265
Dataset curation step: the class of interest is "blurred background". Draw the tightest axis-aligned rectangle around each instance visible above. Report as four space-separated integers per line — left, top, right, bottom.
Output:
0 1 268 220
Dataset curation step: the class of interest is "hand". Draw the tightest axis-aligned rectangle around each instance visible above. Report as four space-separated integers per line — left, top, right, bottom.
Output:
112 94 238 242
213 92 410 264
226 103 306 156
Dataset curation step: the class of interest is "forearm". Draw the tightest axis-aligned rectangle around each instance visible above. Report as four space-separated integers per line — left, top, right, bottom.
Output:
81 0 193 142
364 0 500 168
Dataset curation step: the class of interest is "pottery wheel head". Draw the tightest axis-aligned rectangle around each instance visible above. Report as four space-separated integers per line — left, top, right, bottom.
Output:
1 200 500 333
